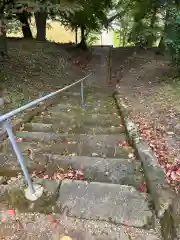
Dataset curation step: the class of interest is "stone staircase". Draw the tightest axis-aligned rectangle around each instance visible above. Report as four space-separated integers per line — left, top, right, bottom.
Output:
0 87 162 239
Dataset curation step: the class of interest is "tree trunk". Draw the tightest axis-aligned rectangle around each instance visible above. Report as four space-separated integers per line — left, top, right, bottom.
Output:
0 17 8 61
77 25 87 50
158 37 165 50
75 26 78 44
158 9 169 51
147 6 157 47
35 11 47 41
18 11 33 38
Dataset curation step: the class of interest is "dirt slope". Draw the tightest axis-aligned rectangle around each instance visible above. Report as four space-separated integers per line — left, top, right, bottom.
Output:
0 38 91 112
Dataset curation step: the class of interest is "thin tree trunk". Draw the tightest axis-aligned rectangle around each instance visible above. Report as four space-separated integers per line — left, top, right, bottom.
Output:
77 25 87 50
122 29 127 47
35 11 47 41
118 31 121 47
0 4 8 63
158 37 165 50
75 26 78 44
18 11 33 38
147 6 157 47
0 17 8 60
158 9 169 51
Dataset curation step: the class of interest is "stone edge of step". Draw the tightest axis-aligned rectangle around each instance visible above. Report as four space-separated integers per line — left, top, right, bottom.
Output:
0 152 141 176
114 89 179 240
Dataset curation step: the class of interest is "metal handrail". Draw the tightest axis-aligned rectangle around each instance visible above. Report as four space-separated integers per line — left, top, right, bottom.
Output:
0 74 91 122
0 74 91 200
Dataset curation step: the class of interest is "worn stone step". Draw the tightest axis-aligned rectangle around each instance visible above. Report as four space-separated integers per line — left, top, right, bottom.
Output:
46 110 120 120
15 132 78 143
0 153 143 189
32 115 77 125
3 140 79 155
32 114 121 128
15 132 125 144
0 179 152 228
0 153 48 176
57 90 114 102
52 92 115 104
31 116 113 129
57 180 152 227
49 101 117 114
4 134 133 158
45 154 144 189
0 178 161 239
43 111 122 125
62 88 113 97
23 122 125 134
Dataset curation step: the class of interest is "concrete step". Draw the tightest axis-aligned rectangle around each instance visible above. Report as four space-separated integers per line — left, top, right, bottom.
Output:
52 91 115 103
15 132 126 144
44 111 121 124
49 101 117 114
23 122 125 134
0 153 143 189
32 114 121 128
57 180 152 227
45 154 144 189
62 87 113 97
1 179 152 228
4 134 133 158
57 90 114 101
0 153 48 176
32 115 78 125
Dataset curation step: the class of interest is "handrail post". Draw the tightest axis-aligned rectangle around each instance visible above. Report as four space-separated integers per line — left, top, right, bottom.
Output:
3 119 35 194
81 81 85 107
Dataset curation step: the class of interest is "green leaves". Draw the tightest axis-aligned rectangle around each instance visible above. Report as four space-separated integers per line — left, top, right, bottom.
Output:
164 7 180 66
60 0 113 39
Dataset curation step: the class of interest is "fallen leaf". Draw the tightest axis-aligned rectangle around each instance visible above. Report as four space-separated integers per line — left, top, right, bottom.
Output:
124 226 129 234
117 140 129 147
15 137 23 142
176 168 180 176
139 183 147 193
47 215 57 224
43 175 49 179
171 171 177 181
124 221 130 234
8 209 16 216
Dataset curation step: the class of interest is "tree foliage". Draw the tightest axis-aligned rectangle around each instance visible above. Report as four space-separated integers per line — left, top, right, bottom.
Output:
113 0 180 63
1 0 180 65
60 0 113 49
